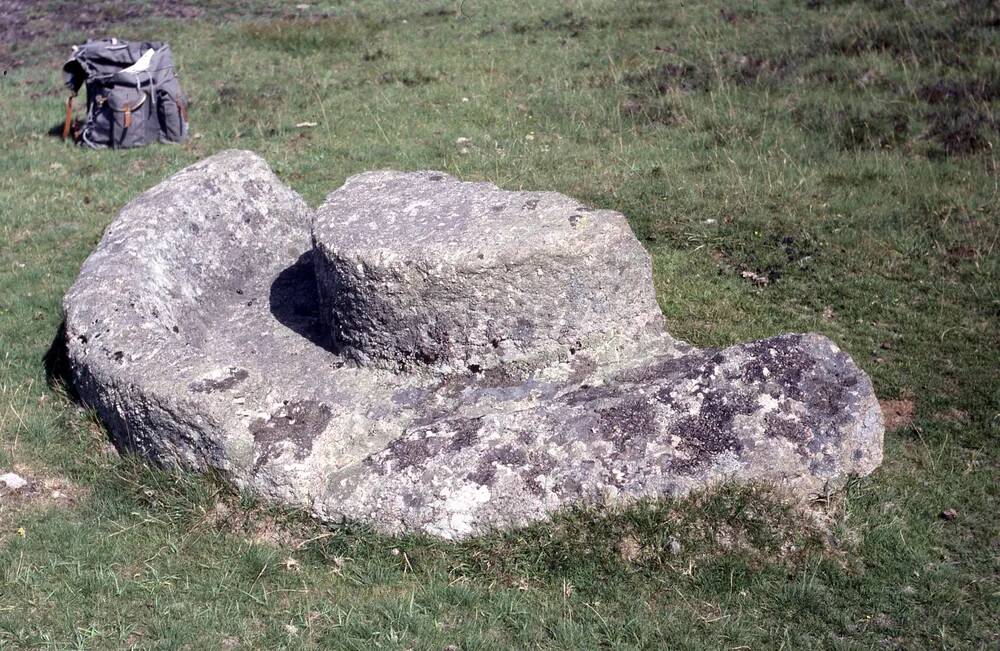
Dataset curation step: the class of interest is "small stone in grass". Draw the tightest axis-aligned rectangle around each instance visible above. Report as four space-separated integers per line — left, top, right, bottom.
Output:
939 508 958 521
0 473 27 491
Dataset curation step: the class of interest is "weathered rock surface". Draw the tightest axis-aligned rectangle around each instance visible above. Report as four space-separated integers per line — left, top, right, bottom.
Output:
63 150 884 539
312 171 670 372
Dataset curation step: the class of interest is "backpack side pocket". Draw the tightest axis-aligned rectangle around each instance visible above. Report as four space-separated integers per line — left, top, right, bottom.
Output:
156 78 189 144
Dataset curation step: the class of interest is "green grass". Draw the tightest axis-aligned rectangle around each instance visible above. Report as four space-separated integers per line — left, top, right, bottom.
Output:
1 0 998 648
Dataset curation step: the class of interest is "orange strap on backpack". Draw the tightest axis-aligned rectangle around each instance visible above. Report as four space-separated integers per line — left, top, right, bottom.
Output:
62 93 76 141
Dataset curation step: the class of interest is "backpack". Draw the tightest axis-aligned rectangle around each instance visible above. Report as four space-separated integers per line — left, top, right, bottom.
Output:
62 38 190 149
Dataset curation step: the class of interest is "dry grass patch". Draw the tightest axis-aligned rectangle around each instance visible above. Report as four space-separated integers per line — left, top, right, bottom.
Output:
880 399 916 431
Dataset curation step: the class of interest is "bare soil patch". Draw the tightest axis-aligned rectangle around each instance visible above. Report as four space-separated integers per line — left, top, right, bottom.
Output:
880 399 916 432
0 0 289 70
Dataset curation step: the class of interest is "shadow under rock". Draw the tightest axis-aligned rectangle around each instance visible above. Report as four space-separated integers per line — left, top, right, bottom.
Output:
43 320 80 402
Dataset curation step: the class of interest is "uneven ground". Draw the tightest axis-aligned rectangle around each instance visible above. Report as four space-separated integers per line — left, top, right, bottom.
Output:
0 0 997 648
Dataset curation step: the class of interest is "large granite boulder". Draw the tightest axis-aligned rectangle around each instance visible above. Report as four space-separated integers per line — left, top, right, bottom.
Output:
63 150 884 539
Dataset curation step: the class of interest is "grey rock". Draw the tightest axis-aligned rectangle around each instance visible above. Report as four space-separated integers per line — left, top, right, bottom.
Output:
321 332 882 537
0 472 28 491
63 150 884 539
312 171 670 373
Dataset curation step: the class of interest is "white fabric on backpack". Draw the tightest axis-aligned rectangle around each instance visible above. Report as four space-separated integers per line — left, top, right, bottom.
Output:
121 48 155 74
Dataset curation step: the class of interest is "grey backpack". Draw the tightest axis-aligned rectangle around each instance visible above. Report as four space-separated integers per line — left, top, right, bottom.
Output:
62 39 190 149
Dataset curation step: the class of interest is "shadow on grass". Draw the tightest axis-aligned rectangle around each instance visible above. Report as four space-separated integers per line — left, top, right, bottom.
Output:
42 320 79 402
46 120 82 140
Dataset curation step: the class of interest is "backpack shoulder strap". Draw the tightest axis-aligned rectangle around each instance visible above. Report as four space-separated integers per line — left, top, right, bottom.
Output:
62 93 76 141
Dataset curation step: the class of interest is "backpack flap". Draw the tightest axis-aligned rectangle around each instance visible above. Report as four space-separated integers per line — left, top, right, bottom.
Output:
62 57 86 94
107 87 150 149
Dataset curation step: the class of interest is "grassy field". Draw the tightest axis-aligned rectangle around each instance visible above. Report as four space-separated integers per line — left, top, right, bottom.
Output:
1 0 998 648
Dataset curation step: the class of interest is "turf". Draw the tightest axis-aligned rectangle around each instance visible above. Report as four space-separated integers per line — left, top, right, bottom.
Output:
0 0 997 648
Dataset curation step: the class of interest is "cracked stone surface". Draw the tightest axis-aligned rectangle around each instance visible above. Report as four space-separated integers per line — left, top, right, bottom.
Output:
63 150 884 539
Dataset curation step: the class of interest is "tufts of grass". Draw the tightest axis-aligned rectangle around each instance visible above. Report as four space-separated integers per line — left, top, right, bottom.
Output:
239 16 382 56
